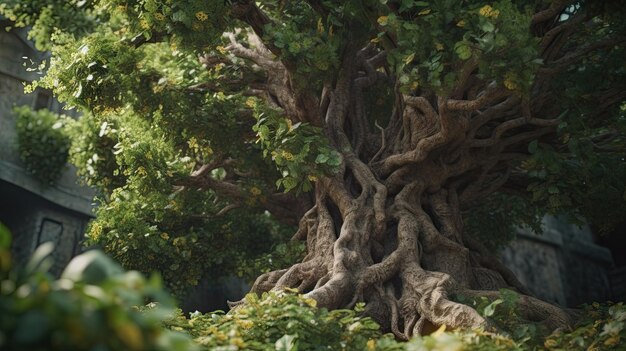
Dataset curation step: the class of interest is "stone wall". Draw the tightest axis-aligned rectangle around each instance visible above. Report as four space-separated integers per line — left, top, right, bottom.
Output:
501 216 613 307
0 180 91 275
0 24 94 275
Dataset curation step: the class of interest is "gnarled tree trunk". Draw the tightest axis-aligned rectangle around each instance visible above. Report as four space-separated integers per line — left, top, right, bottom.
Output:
219 40 575 338
203 2 614 338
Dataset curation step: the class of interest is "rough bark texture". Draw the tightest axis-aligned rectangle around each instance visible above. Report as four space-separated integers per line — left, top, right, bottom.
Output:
200 0 624 338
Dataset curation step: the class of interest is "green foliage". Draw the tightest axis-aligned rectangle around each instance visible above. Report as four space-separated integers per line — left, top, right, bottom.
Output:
463 193 543 251
454 289 547 345
86 185 293 297
0 222 12 273
544 302 626 350
376 0 539 94
67 112 126 193
522 33 626 231
2 222 623 350
236 240 306 279
262 2 341 87
0 0 101 50
160 289 626 351
0 229 197 351
163 290 396 351
13 105 72 185
253 106 342 192
103 0 230 49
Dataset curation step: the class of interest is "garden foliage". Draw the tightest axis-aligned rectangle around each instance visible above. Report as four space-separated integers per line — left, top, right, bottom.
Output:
13 105 72 185
2 224 625 350
0 227 196 351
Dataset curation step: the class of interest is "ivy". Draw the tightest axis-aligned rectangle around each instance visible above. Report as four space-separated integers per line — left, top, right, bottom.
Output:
13 106 73 185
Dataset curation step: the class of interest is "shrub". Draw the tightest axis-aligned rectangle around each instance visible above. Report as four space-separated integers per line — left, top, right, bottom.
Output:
13 105 72 185
166 288 625 351
0 225 197 351
163 290 398 351
544 302 626 350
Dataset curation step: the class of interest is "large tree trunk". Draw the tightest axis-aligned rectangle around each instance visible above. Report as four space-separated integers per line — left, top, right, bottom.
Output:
244 176 573 338
221 26 577 339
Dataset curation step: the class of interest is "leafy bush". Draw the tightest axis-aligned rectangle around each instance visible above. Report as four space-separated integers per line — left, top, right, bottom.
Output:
544 302 626 350
161 288 622 351
0 226 197 351
13 105 72 185
163 290 397 351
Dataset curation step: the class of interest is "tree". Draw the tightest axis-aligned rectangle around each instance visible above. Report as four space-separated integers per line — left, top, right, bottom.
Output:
3 0 625 338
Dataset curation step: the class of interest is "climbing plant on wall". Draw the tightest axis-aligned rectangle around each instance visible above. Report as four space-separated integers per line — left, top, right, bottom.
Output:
14 106 72 185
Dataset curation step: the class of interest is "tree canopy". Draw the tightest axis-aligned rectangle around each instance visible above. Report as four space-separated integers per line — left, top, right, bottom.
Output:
2 0 626 337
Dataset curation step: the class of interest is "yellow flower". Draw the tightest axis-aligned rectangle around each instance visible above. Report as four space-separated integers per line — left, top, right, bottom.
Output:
195 11 208 21
504 79 516 90
435 42 444 51
367 339 376 350
160 232 170 240
191 22 203 32
245 97 257 108
250 186 262 196
154 13 165 21
456 20 466 28
308 175 318 182
544 338 558 348
139 19 150 30
281 150 294 161
216 45 228 55
136 166 147 177
479 5 500 18
377 16 389 25
237 320 254 329
90 223 103 240
503 72 518 90
188 137 199 151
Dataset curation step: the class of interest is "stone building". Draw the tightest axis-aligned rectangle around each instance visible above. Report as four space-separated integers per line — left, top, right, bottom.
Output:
0 21 94 274
501 217 617 307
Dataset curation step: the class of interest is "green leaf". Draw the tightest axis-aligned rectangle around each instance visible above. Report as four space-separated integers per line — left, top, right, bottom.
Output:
315 153 329 164
61 250 123 284
0 222 11 250
275 334 298 351
480 21 495 33
25 242 55 274
483 299 503 317
282 177 298 192
528 140 538 153
454 41 472 60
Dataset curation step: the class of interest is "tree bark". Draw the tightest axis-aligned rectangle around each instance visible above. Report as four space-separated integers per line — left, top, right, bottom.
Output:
216 3 600 337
